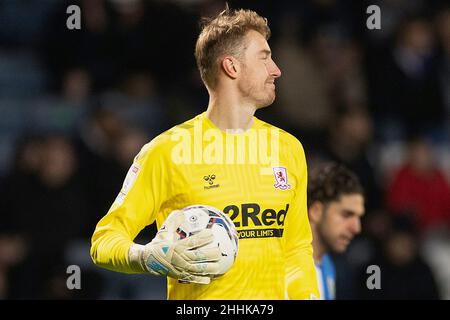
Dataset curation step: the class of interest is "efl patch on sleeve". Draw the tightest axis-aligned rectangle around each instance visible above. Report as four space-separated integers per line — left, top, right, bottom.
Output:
115 163 141 205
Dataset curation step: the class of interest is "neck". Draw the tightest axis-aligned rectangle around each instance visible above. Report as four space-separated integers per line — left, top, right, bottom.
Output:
205 87 256 131
311 226 326 263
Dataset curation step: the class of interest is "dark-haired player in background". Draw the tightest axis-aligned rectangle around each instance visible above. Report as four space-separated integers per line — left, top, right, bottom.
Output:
307 162 365 299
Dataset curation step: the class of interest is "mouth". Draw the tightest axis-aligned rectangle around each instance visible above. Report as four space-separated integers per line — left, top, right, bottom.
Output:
340 236 353 246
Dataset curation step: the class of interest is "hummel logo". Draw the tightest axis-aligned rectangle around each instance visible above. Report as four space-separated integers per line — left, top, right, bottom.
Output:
203 174 216 185
203 174 220 190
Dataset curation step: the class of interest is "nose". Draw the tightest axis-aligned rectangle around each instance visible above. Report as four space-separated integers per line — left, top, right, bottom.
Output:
270 59 281 78
349 217 361 235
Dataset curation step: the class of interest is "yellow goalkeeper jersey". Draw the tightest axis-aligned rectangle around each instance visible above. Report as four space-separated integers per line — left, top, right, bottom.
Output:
90 112 319 300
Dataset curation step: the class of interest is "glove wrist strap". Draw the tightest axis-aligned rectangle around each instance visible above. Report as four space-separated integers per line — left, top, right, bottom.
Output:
128 244 148 273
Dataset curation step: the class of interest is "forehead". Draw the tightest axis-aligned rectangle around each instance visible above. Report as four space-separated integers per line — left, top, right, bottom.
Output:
330 194 365 216
243 29 270 54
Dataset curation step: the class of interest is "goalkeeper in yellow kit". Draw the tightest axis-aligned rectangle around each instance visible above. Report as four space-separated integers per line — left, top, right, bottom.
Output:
90 7 319 300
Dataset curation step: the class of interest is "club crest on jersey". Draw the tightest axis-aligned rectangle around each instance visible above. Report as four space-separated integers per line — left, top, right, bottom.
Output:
273 167 291 190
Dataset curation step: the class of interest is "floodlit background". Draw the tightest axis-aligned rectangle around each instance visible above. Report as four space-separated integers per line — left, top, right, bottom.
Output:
0 0 449 299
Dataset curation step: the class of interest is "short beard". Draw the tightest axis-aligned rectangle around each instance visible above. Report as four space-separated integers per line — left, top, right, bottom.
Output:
238 77 274 109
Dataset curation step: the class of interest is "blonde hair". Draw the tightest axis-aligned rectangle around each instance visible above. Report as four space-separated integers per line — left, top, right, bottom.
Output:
195 6 271 90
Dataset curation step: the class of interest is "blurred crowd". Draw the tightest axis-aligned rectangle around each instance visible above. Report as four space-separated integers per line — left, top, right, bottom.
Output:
0 0 449 299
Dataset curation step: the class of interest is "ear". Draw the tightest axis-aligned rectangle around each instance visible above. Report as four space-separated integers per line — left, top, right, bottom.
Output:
308 201 324 225
221 56 240 79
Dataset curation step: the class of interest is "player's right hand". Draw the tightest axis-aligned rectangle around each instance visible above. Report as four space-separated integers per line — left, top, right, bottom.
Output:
133 229 222 284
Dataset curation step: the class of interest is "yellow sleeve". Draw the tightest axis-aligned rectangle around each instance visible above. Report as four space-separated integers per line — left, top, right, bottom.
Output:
90 140 170 274
284 140 320 299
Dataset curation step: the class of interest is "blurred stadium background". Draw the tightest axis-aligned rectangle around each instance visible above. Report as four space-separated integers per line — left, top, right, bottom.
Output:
0 0 449 299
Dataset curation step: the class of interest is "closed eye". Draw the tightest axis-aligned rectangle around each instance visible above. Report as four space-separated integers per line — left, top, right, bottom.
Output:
341 210 355 218
259 49 271 60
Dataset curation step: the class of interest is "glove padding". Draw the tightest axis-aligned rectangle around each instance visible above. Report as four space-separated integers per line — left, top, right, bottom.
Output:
140 228 221 284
